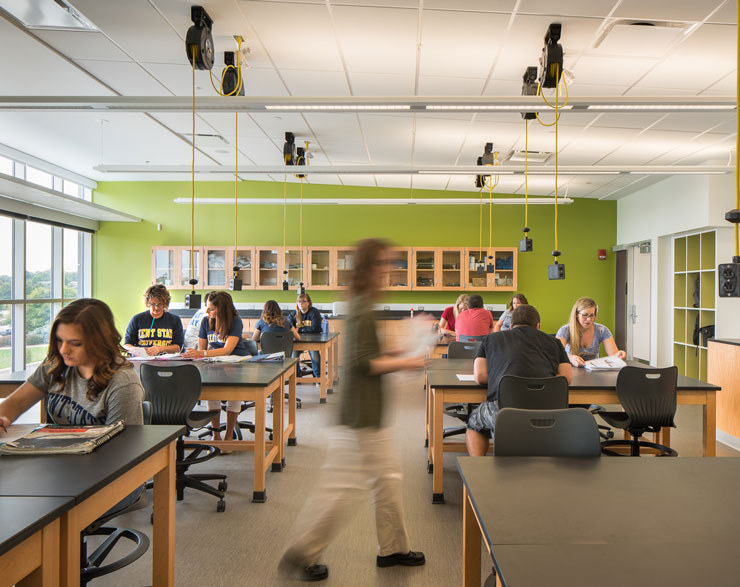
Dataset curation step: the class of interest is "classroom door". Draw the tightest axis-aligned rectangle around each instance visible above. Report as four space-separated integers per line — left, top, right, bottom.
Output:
626 244 651 362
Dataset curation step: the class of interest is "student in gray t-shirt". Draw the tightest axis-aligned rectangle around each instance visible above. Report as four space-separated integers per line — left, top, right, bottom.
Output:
556 297 626 367
0 298 143 434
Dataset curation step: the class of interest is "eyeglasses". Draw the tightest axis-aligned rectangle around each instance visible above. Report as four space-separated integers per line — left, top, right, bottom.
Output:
579 312 597 319
149 302 165 309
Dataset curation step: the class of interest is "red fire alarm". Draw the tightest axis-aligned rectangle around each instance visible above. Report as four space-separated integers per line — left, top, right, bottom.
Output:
598 249 607 260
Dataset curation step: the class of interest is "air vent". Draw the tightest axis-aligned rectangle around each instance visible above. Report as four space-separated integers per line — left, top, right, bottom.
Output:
0 0 98 31
504 150 553 164
181 134 229 148
592 20 691 58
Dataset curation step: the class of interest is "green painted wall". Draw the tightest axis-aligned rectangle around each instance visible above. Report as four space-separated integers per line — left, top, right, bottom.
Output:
93 180 617 335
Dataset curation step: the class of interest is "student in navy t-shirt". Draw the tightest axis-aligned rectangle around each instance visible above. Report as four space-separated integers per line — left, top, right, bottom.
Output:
252 300 300 348
124 284 183 356
182 291 248 441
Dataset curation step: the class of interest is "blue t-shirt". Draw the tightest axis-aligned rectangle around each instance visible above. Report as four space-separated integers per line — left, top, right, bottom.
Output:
125 310 184 349
198 317 249 356
556 323 613 361
254 318 291 334
499 309 512 331
288 307 322 334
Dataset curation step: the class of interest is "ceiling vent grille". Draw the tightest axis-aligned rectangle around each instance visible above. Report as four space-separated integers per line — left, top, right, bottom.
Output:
592 20 692 58
504 150 553 164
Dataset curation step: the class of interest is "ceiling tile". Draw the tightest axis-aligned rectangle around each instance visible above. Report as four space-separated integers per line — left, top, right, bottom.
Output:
418 10 509 78
518 0 618 18
349 72 414 95
416 76 486 95
338 174 377 186
331 5 419 74
572 56 659 86
649 112 736 133
75 60 173 96
280 69 350 96
376 176 413 188
424 1 516 11
612 0 725 22
707 1 737 24
589 112 666 130
33 30 130 61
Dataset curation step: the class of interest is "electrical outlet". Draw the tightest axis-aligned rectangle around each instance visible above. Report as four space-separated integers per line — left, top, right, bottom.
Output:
719 263 740 297
384 305 390 311
548 262 565 280
418 306 424 311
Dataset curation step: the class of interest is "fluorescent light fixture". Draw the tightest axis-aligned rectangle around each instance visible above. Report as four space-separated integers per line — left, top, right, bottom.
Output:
173 197 574 206
588 104 735 111
266 104 410 111
526 170 621 175
426 105 573 111
0 0 99 31
629 170 727 175
418 169 516 175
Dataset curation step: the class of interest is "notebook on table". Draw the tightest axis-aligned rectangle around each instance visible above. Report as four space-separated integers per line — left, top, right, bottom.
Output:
0 421 125 455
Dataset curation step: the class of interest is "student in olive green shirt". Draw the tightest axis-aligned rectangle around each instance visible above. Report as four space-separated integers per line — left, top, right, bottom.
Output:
280 239 426 582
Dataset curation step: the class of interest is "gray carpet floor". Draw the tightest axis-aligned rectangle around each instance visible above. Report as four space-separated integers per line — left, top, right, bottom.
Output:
88 371 738 586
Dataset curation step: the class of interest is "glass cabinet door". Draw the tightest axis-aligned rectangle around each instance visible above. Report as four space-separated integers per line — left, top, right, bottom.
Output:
335 248 355 289
413 249 436 289
465 249 493 290
233 248 253 288
440 249 463 290
386 248 411 290
284 248 305 288
308 248 332 289
178 247 201 289
493 249 516 290
256 248 280 288
204 247 228 289
152 247 175 286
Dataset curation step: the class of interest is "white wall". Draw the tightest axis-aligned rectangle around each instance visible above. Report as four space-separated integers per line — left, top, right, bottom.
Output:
617 174 740 365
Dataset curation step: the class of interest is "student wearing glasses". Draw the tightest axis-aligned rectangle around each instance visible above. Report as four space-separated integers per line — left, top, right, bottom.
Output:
556 297 626 367
124 284 184 356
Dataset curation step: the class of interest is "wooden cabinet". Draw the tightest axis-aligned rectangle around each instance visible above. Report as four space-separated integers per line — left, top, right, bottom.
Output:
464 247 517 291
152 244 517 292
307 248 333 289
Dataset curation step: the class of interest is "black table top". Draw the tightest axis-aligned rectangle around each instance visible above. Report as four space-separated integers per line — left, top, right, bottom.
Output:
709 338 740 347
0 495 73 556
457 456 740 547
491 543 740 587
294 332 339 343
133 357 297 387
426 360 719 391
0 425 183 502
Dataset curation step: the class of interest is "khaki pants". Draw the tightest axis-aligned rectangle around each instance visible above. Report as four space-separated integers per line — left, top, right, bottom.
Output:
284 425 411 566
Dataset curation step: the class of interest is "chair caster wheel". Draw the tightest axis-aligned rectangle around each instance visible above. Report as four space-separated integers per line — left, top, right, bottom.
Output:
427 462 433 474
150 512 154 525
218 481 228 492
267 407 273 413
217 500 226 512
269 433 274 441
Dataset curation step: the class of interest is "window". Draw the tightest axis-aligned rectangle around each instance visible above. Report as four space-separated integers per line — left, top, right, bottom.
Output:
0 215 90 373
63 179 80 197
0 155 12 175
26 166 53 189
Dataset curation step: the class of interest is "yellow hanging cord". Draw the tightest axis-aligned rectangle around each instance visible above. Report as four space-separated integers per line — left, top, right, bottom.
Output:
535 72 568 127
524 118 529 228
735 1 740 257
190 49 195 285
554 64 560 253
283 174 287 253
233 112 238 263
478 186 483 256
488 160 495 251
209 37 244 96
300 177 304 284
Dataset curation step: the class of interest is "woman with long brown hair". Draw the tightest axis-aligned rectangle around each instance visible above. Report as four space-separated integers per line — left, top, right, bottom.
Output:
0 298 143 432
494 292 529 332
183 291 250 442
280 238 425 582
556 297 626 367
251 300 300 345
289 292 323 378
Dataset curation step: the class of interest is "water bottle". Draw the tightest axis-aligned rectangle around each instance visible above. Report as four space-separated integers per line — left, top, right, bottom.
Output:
321 314 329 335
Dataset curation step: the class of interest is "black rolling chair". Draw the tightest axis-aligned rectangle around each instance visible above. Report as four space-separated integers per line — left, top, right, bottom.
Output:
497 375 569 410
599 366 678 457
140 363 227 512
261 331 299 411
459 334 487 343
81 402 153 584
442 341 482 440
493 407 602 457
447 341 480 359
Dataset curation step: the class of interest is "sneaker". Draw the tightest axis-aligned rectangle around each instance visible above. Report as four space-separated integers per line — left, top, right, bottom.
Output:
376 550 426 568
278 556 329 582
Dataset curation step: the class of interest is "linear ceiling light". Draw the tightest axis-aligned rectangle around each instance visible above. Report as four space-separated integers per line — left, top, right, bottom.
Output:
426 105 574 111
266 104 410 111
172 197 574 206
588 104 736 111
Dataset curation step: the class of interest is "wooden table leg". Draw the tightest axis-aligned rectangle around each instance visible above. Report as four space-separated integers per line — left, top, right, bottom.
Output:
432 387 445 504
153 441 176 587
60 507 79 587
253 392 267 502
703 390 717 457
287 366 297 447
424 370 430 448
272 380 285 470
463 485 481 587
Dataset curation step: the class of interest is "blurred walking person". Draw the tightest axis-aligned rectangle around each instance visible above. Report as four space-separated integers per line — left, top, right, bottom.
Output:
279 238 426 582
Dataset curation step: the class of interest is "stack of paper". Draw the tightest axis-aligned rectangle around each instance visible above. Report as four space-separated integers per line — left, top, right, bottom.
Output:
584 356 627 371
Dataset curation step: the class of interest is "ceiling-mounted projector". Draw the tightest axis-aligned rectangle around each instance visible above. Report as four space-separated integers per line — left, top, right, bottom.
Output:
539 23 563 89
186 6 215 70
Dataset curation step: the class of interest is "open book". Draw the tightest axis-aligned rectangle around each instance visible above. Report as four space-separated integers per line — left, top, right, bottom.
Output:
248 351 285 362
0 421 125 455
584 356 627 372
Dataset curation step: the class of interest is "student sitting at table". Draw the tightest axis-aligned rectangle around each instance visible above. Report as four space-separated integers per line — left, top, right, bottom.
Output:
439 294 468 337
556 297 626 367
183 291 250 442
0 298 144 433
183 291 212 350
252 300 300 347
466 304 571 457
289 293 322 378
494 293 528 332
454 294 495 341
123 284 184 356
